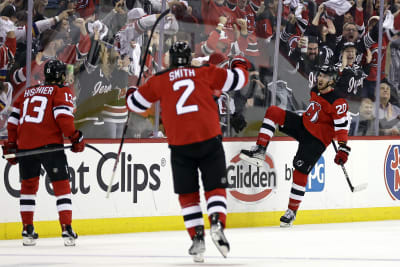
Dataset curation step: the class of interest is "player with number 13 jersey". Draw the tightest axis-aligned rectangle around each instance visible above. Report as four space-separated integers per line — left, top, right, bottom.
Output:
8 82 76 150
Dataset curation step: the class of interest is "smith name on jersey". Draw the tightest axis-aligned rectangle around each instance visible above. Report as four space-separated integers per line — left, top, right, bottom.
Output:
127 64 248 146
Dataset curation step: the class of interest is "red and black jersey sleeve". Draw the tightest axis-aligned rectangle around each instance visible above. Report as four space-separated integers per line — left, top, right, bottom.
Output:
53 85 76 138
331 97 350 144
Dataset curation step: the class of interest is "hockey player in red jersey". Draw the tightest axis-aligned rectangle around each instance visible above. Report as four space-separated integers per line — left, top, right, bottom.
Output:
126 41 249 262
240 65 350 227
2 60 85 246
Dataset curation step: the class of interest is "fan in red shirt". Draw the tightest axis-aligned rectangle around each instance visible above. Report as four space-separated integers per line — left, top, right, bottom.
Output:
240 65 350 227
2 60 85 247
126 41 250 263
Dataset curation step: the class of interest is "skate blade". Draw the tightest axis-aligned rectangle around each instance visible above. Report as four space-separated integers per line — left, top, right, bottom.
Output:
239 153 264 167
192 253 204 263
22 237 37 246
211 232 229 258
279 221 293 228
63 237 76 246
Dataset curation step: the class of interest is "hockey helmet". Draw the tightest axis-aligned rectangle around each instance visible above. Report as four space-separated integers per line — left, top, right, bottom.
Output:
44 59 66 83
169 41 192 68
318 64 336 78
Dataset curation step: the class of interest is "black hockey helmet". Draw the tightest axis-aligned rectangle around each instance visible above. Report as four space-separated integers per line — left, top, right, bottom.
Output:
317 64 337 86
44 59 66 83
169 41 191 68
318 64 336 78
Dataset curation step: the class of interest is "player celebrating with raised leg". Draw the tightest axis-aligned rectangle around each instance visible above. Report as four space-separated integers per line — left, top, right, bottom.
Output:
126 41 249 262
240 65 350 227
2 60 85 246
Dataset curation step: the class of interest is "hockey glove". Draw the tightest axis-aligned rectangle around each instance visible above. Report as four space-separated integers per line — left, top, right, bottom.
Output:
334 142 351 165
69 130 85 153
2 141 18 165
231 112 247 133
230 56 252 71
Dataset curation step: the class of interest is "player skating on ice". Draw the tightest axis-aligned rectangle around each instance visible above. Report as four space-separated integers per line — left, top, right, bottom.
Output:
126 41 250 262
240 65 350 227
2 60 85 246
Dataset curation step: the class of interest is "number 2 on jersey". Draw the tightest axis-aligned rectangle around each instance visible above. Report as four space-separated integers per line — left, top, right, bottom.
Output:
173 79 198 115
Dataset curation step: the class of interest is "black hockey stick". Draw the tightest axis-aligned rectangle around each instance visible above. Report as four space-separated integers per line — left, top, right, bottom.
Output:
2 143 105 159
106 8 171 198
331 141 367 192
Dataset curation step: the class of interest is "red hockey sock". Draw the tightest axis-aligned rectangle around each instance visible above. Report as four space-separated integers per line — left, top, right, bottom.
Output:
288 170 308 211
256 106 286 147
52 180 72 226
20 177 39 226
204 188 227 228
179 192 203 239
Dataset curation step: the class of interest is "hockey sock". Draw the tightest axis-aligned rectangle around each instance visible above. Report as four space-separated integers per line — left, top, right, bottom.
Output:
20 177 40 226
179 192 204 239
288 169 308 211
52 180 72 226
204 188 227 228
257 106 286 147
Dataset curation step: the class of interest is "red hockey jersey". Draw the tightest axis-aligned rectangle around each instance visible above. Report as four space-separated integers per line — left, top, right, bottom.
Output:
302 88 349 146
7 84 76 149
127 64 249 145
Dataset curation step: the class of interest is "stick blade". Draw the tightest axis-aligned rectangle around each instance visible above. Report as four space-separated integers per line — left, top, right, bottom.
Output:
352 183 368 192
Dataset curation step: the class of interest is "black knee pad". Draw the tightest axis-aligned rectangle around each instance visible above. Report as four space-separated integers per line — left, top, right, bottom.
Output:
292 156 313 175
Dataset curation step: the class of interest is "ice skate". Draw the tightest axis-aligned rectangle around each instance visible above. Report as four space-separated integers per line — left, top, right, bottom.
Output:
22 224 38 246
280 209 297 227
239 145 266 167
62 225 78 246
210 213 230 258
188 225 205 263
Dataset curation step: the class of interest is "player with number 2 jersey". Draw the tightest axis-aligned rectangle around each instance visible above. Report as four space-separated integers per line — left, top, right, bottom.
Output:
126 42 249 263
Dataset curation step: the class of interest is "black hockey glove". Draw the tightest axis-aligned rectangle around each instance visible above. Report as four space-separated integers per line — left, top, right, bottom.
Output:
2 141 18 165
231 112 247 133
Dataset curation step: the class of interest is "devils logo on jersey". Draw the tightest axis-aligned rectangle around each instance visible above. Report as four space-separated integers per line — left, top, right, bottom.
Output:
305 102 321 123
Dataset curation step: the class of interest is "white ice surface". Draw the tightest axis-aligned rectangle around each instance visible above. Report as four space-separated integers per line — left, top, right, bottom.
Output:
0 220 399 267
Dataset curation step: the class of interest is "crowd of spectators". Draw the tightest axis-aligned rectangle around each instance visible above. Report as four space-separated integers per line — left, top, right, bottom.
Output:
0 0 400 139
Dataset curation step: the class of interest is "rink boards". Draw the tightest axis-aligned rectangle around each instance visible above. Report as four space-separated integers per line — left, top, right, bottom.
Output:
1 138 400 239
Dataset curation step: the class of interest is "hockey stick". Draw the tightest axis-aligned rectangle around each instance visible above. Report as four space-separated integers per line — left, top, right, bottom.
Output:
106 9 171 198
331 141 367 192
2 143 105 159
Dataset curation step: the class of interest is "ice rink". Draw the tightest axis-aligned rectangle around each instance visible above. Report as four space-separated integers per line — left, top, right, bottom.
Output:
0 220 399 267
